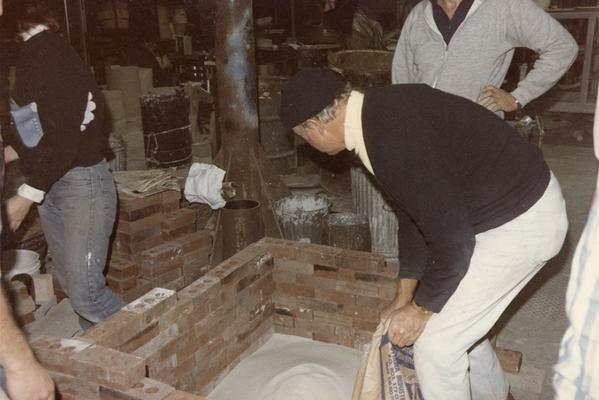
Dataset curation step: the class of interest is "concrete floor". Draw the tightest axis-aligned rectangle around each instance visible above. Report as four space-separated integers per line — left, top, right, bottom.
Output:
497 135 598 399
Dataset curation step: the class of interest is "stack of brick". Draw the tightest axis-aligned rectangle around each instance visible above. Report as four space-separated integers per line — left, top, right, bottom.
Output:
106 189 214 301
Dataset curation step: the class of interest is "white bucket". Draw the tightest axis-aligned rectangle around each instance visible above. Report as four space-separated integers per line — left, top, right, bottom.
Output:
1 249 41 281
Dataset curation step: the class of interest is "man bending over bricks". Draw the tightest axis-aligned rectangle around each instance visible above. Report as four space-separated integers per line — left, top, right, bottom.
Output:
279 68 568 400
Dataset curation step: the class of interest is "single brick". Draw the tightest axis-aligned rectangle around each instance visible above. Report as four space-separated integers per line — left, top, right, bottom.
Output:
274 259 314 275
107 274 138 293
334 248 386 273
71 345 146 391
118 202 163 222
123 288 177 325
117 213 163 235
99 377 176 400
30 336 94 375
161 208 198 231
165 391 208 400
294 243 341 266
161 190 182 204
107 256 139 280
79 310 144 348
118 193 162 212
176 231 213 254
136 241 183 268
50 371 99 399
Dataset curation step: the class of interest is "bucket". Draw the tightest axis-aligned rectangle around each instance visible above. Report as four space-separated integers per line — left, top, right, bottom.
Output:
222 200 263 259
258 76 297 173
1 249 41 281
274 193 331 244
351 166 398 263
141 87 192 168
322 212 371 252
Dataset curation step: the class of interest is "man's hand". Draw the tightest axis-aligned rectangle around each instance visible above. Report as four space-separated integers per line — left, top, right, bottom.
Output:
380 278 418 322
384 302 432 347
4 145 19 163
478 85 519 113
6 195 34 232
5 356 55 400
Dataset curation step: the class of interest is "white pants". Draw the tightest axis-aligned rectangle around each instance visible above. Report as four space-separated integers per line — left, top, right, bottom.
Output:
414 173 568 400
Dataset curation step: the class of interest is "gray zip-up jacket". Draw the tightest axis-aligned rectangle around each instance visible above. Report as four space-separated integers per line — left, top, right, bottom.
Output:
392 0 577 108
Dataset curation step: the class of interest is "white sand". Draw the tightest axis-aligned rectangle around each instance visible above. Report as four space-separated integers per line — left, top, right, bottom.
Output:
207 334 362 400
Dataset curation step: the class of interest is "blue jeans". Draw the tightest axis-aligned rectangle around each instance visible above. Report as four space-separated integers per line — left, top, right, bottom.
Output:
38 160 125 326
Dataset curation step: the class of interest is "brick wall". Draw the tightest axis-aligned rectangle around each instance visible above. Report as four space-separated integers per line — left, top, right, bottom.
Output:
33 238 398 399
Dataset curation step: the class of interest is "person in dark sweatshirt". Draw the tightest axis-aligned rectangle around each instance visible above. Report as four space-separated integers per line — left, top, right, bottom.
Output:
280 69 567 400
5 4 124 328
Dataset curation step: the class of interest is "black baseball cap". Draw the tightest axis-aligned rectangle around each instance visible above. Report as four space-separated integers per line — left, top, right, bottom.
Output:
280 68 346 130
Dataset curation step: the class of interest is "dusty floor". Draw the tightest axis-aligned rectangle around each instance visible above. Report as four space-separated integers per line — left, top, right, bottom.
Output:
497 129 598 399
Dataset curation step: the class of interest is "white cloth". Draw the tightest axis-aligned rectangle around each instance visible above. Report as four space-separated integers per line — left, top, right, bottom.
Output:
414 173 567 400
184 163 226 209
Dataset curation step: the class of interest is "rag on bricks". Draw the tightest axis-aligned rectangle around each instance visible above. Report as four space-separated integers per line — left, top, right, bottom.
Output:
105 65 142 127
139 67 154 95
184 162 226 210
102 90 127 137
352 323 423 400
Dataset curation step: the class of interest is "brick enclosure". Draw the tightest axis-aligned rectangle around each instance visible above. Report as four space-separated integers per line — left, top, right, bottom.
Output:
32 238 399 399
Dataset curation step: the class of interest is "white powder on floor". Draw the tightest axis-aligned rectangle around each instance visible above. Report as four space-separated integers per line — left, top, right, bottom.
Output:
207 334 362 400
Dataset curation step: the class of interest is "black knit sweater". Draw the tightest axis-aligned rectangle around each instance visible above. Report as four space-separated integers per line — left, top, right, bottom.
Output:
362 84 549 312
11 31 106 193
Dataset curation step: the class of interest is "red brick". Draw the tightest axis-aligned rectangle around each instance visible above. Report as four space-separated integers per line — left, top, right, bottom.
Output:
123 288 177 325
176 231 213 254
115 232 164 256
118 193 162 212
72 344 146 391
294 243 341 266
99 377 176 399
107 256 139 280
354 318 379 332
256 237 298 258
79 310 143 348
117 213 163 235
313 310 353 328
274 258 314 275
161 190 182 204
121 279 154 303
314 288 356 305
30 336 94 375
334 249 386 273
107 274 138 293
118 203 163 222
118 321 160 353
161 208 198 231
50 371 100 399
275 282 314 298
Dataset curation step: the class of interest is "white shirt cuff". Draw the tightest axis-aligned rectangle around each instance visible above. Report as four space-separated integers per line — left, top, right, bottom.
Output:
17 184 45 203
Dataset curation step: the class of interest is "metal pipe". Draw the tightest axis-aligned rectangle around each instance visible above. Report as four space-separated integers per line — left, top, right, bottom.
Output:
215 0 259 156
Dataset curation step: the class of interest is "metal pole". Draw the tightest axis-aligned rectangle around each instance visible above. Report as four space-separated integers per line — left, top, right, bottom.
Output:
215 0 259 156
62 0 71 43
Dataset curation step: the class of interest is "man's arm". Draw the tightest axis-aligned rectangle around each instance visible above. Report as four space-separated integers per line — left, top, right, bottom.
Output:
507 0 578 107
391 10 417 84
0 287 54 400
